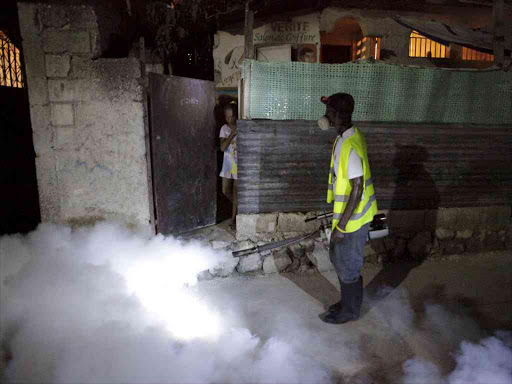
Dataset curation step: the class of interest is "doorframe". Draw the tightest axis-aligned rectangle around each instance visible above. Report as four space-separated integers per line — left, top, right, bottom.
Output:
139 38 157 235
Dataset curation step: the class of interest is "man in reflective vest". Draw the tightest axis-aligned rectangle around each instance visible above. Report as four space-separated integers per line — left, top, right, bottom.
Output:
318 93 378 324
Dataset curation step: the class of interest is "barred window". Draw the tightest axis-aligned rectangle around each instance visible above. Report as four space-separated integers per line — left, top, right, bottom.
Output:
355 37 381 60
409 31 449 59
355 37 367 59
462 46 493 61
1 30 24 88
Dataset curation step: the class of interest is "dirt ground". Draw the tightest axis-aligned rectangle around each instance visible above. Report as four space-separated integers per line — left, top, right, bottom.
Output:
196 251 512 383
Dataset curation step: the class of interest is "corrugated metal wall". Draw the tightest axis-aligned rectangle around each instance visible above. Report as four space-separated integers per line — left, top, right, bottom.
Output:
237 120 512 214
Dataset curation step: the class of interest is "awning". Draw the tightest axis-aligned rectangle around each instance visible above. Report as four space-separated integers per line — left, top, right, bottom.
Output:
393 15 506 55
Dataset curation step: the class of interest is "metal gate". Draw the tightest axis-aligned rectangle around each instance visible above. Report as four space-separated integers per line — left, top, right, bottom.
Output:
0 30 23 88
148 73 217 234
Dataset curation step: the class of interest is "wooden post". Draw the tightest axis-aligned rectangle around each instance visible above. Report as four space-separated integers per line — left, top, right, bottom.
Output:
238 78 243 119
139 37 157 235
244 1 254 60
493 0 505 65
242 1 254 119
242 62 251 119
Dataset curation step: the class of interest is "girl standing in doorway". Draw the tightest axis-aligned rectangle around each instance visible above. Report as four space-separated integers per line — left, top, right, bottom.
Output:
219 103 238 227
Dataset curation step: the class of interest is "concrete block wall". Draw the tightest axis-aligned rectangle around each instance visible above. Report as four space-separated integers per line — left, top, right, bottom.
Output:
18 2 151 232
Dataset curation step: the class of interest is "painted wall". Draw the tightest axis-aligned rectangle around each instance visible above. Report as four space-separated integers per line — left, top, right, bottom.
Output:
321 7 511 67
214 13 321 89
215 6 508 86
17 2 151 232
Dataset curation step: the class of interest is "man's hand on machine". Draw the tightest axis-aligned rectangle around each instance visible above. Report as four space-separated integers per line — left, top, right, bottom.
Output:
330 226 345 244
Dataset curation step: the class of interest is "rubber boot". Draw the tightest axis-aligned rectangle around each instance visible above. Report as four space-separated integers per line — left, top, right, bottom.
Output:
354 276 364 316
327 276 344 313
321 277 363 324
327 299 343 314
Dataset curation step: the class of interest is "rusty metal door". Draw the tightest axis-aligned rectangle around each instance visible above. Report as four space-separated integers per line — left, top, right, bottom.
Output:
149 73 217 234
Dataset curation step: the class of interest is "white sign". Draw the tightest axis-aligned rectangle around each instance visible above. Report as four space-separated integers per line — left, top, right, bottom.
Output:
253 14 320 45
213 31 244 88
213 14 320 88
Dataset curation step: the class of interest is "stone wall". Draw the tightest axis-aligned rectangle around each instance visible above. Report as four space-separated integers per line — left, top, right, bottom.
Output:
369 206 511 263
205 207 512 277
18 2 151 232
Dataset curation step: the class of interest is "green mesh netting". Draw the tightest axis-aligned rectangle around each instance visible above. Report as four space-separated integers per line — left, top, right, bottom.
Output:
248 60 512 124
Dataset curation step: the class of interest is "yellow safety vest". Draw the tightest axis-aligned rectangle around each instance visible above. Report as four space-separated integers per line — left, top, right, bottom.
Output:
327 127 378 233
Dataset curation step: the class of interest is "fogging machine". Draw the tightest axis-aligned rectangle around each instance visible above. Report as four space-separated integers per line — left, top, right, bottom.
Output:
232 213 389 257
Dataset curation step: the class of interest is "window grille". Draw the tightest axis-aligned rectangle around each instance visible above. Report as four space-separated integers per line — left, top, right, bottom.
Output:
355 37 381 60
0 31 24 88
355 37 367 59
409 31 449 59
462 46 493 61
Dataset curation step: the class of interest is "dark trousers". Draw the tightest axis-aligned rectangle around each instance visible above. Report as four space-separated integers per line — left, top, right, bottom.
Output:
329 223 369 284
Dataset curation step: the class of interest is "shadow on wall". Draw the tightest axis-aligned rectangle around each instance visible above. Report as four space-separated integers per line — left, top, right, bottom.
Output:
390 145 440 211
364 145 439 311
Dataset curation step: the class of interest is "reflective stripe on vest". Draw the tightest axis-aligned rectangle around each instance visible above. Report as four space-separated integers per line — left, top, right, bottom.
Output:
332 177 374 201
327 128 378 233
333 194 377 220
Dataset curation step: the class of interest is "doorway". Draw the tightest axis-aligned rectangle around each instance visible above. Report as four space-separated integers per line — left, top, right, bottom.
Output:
320 17 364 63
0 4 41 235
321 45 352 64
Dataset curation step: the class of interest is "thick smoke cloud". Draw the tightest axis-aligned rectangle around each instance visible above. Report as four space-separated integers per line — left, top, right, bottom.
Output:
403 333 512 384
0 223 330 383
1 222 511 384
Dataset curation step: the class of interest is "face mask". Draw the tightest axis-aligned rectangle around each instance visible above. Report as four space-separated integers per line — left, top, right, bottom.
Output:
317 116 330 131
